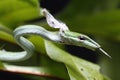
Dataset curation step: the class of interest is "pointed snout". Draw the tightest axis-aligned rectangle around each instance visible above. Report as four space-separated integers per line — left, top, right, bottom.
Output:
82 37 101 51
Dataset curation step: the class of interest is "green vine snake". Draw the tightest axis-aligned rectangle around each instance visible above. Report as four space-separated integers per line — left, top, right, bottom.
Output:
0 9 111 62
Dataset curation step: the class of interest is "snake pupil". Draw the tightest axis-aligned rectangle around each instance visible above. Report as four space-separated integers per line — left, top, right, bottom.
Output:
79 36 85 40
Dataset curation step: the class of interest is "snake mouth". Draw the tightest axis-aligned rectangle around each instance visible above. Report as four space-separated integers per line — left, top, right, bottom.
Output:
96 48 112 58
87 37 111 58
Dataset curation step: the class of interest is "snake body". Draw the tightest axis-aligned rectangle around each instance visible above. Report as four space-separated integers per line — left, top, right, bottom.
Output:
0 9 111 62
0 25 62 62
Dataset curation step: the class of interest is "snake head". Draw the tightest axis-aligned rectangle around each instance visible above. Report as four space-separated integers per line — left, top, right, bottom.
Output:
62 31 111 58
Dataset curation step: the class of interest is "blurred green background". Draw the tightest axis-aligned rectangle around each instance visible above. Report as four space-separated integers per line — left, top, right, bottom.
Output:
0 0 120 80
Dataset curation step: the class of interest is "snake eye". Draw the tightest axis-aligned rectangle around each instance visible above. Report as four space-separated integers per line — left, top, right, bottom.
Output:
79 36 85 40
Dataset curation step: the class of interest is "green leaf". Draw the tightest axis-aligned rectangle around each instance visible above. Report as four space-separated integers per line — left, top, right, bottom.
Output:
39 55 69 80
0 0 40 29
28 36 46 54
45 40 109 80
0 24 15 43
0 31 15 43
